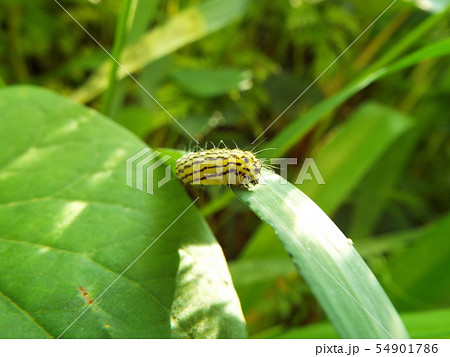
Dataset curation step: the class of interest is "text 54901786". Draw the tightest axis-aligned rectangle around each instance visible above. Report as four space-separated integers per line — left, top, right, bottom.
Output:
315 343 440 356
375 344 438 354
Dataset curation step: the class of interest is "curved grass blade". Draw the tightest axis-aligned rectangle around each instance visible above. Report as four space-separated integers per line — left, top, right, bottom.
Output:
233 169 409 338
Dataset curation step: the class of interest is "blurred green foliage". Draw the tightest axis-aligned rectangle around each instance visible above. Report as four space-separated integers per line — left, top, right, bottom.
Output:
0 0 449 338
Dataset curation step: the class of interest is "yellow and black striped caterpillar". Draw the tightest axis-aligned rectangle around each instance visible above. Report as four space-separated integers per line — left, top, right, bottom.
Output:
176 148 262 186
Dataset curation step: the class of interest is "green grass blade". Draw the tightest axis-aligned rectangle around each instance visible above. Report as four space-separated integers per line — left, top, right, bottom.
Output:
361 5 450 75
101 0 135 117
233 170 409 338
267 37 450 158
72 0 249 103
349 129 419 238
102 0 161 120
300 101 412 214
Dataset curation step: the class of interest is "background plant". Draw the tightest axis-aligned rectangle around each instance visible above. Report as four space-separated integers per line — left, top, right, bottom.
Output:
0 0 449 338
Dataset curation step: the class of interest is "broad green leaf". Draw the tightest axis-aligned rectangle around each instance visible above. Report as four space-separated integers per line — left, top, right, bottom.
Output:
0 86 246 338
233 170 408 338
72 0 250 103
171 68 252 98
0 293 51 338
300 102 412 214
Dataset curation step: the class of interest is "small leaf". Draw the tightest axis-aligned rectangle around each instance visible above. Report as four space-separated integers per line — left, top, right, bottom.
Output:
171 68 252 98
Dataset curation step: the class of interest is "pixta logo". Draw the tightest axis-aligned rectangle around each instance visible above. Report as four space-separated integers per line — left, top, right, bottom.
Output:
126 148 172 195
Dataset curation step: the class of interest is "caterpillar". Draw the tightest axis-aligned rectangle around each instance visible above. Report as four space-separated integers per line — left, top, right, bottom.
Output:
176 148 262 186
